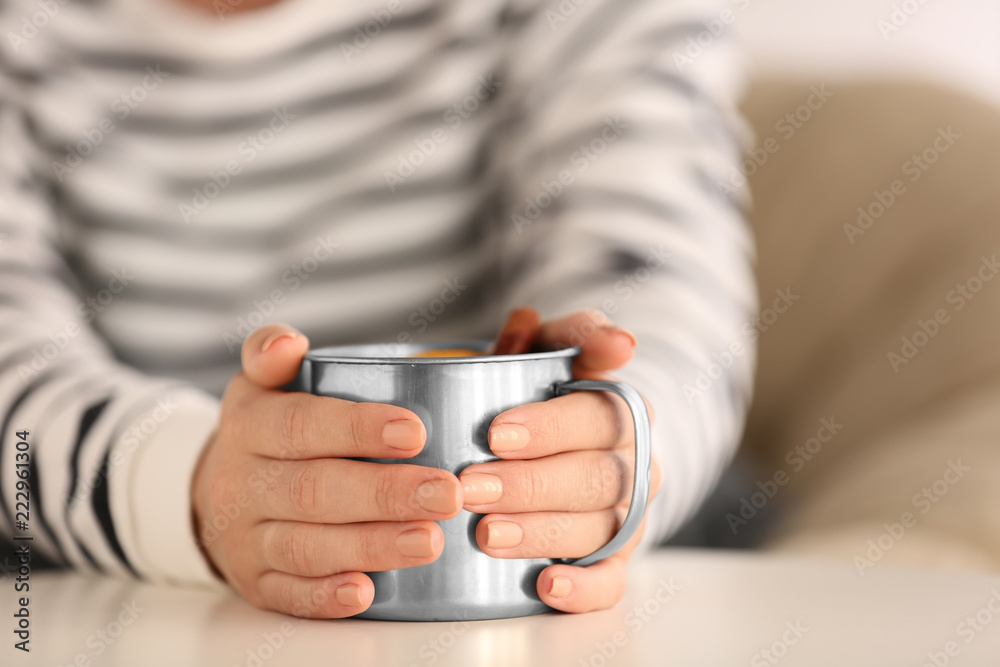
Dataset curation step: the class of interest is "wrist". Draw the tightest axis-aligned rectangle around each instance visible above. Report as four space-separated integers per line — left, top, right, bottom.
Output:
114 385 226 586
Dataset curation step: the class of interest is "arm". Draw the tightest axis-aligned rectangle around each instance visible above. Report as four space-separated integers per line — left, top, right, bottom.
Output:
495 0 756 547
0 60 220 585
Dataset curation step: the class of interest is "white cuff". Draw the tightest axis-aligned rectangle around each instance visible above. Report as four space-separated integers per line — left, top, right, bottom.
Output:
113 385 224 588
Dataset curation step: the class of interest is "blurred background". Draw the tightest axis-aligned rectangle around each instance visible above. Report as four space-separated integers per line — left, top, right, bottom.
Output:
738 0 1000 106
5 0 999 580
670 0 1000 552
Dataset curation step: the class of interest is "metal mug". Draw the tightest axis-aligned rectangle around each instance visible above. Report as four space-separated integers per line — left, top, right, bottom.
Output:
288 339 651 621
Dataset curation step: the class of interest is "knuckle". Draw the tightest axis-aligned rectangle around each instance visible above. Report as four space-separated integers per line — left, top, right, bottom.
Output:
259 524 282 569
256 459 284 496
525 464 550 506
530 528 550 554
309 579 339 616
280 400 310 457
372 467 400 518
282 581 321 618
595 453 627 506
287 463 320 516
283 526 318 574
278 581 303 615
352 525 380 569
346 404 371 454
528 405 562 449
534 514 573 554
606 395 630 446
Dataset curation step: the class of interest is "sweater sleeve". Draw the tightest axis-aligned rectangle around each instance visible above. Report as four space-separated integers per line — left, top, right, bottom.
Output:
0 62 222 587
495 0 757 547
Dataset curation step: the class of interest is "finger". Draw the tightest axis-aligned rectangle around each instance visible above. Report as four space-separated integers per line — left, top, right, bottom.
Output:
475 509 621 560
226 379 426 459
461 449 630 513
490 306 541 355
532 510 649 615
535 310 636 373
537 554 628 613
255 571 374 619
242 324 311 388
258 458 463 523
255 520 444 576
488 389 630 459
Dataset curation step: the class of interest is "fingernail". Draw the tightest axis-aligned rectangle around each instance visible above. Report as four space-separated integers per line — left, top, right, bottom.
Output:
261 331 298 353
609 327 637 348
416 479 460 514
485 521 523 549
396 528 437 558
490 423 530 452
382 420 424 451
336 584 363 607
461 473 502 505
548 576 573 599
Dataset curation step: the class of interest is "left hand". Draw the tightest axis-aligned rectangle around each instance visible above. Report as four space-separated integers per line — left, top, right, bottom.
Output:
460 308 662 613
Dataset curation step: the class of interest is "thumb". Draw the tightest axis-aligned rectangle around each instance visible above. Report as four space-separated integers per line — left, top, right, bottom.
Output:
241 324 310 389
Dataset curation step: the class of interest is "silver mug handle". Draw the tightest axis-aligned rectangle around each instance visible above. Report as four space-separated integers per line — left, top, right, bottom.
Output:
551 379 652 567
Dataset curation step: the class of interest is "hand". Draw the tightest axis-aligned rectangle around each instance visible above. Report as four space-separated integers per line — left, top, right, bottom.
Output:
461 308 662 613
191 324 463 618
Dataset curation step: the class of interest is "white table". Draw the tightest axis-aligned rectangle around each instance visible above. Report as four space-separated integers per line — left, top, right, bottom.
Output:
10 549 1000 666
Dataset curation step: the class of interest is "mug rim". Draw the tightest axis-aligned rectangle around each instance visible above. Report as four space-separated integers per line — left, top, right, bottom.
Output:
305 339 581 365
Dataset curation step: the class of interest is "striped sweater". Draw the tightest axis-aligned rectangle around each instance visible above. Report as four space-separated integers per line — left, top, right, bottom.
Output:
0 0 756 586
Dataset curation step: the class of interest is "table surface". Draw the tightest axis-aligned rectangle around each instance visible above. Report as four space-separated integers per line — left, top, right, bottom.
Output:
9 548 1000 667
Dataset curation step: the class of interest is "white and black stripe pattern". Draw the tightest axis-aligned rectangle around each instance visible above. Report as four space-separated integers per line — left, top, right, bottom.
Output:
0 0 755 585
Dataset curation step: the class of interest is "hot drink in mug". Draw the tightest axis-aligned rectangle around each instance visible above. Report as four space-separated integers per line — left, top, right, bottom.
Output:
288 340 651 621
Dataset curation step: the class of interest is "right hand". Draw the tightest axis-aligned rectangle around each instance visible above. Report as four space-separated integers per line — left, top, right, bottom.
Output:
192 324 463 618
